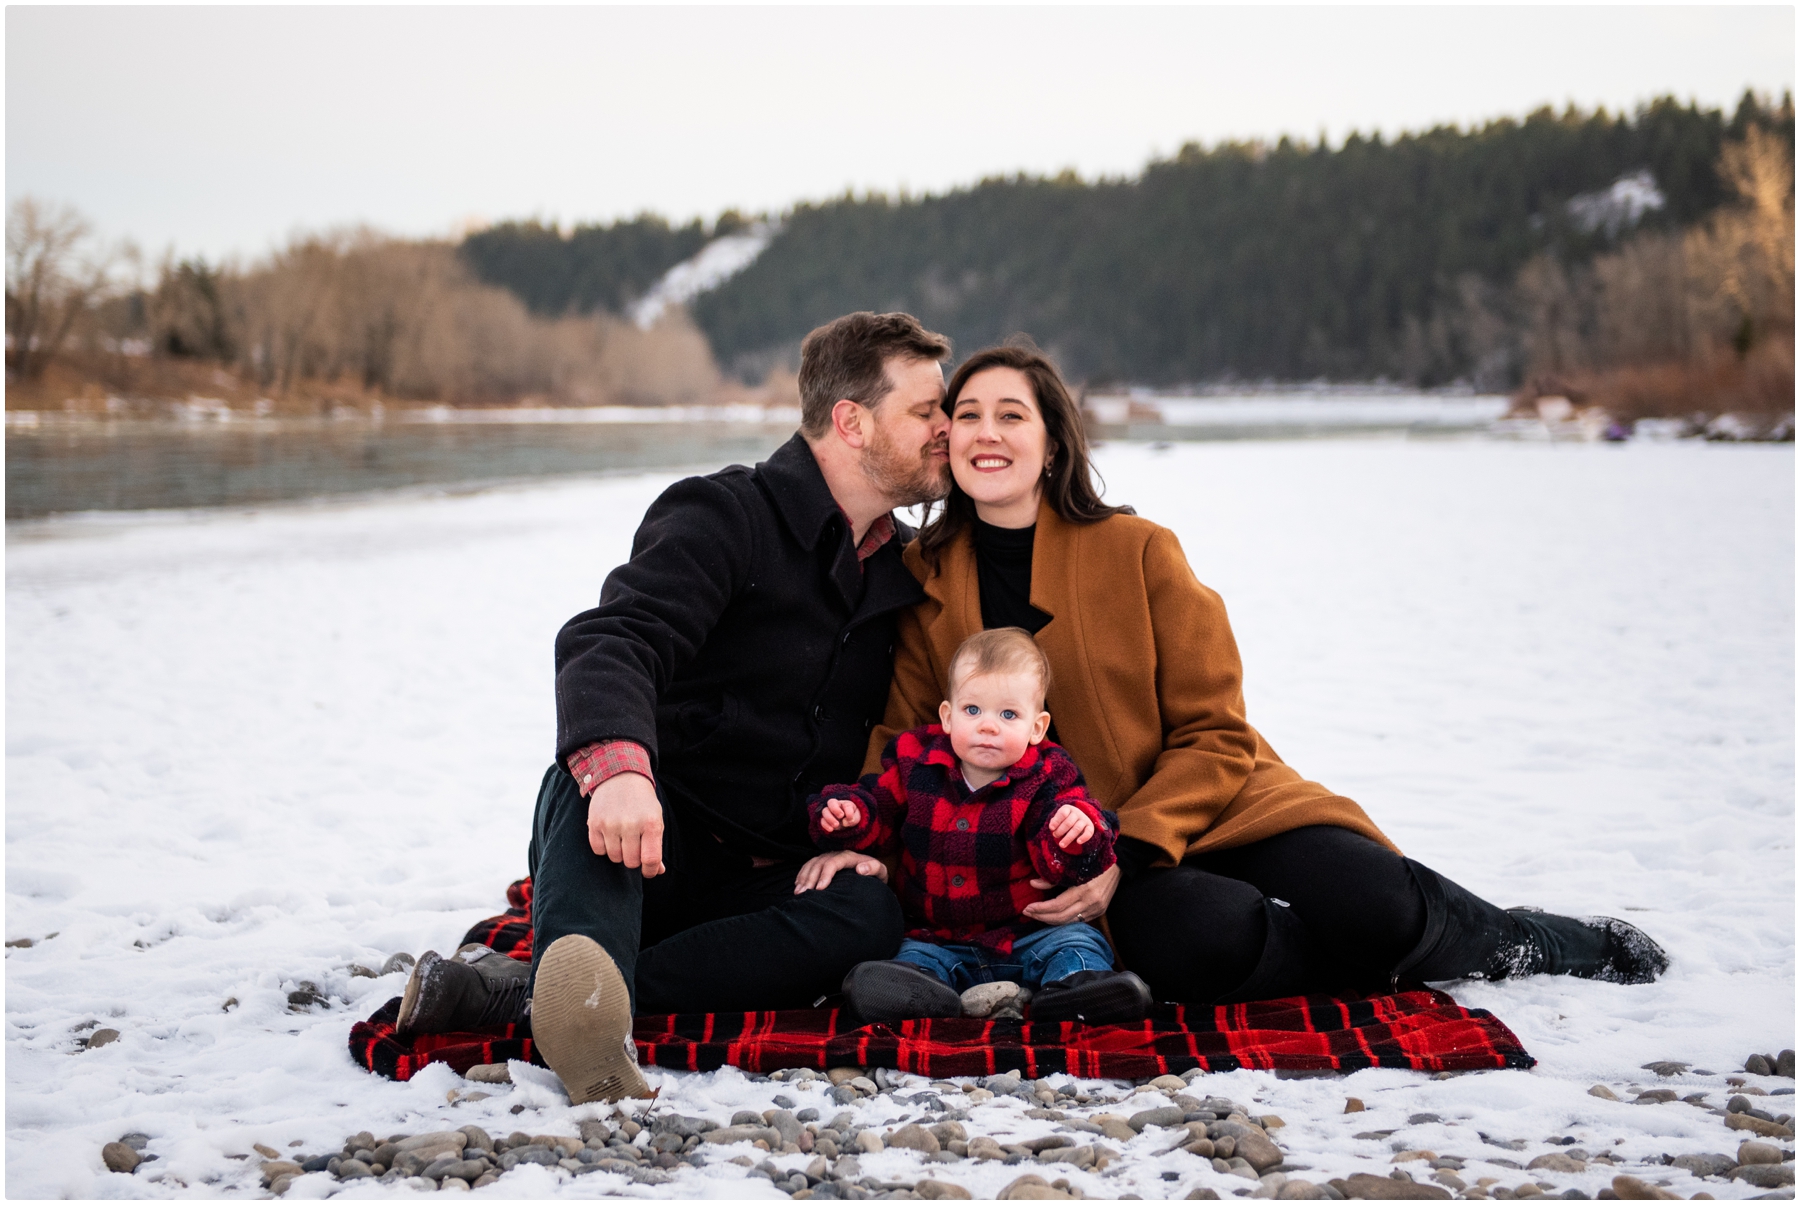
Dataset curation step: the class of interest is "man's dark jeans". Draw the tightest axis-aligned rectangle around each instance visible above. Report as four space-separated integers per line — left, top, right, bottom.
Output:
527 765 904 1015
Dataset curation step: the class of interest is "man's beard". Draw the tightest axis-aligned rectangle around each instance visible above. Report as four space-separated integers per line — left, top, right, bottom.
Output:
861 417 950 507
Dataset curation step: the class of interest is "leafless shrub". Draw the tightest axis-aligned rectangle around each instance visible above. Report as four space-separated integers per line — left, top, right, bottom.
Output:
211 231 722 405
5 197 133 379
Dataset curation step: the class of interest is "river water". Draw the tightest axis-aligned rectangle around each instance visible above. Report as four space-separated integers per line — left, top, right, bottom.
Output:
5 394 1509 519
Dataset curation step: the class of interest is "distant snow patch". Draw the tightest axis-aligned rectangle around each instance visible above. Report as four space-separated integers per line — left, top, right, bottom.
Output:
1567 169 1666 237
632 222 775 328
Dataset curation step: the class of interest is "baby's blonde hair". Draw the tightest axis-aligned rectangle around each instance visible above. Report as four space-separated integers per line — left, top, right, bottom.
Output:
947 627 1052 706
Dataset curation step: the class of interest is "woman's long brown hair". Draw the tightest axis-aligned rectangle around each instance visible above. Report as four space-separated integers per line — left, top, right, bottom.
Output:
918 340 1131 566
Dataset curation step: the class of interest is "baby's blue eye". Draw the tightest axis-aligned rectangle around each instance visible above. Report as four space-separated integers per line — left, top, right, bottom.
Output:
1001 709 1019 721
962 704 979 716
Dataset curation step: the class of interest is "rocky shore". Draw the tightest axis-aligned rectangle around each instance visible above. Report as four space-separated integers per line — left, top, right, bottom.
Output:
93 1052 1796 1200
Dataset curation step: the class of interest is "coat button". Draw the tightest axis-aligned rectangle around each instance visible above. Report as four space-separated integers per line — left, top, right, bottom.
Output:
813 704 828 722
956 818 970 831
951 874 965 887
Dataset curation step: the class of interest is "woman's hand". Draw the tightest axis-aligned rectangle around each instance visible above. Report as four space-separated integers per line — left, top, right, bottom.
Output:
794 849 889 894
1021 863 1120 925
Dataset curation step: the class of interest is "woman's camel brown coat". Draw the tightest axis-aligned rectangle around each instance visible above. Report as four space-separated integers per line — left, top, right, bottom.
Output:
866 499 1397 866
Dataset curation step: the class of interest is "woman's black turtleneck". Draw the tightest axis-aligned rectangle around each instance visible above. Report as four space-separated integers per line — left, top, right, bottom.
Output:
970 514 1162 881
973 517 1050 634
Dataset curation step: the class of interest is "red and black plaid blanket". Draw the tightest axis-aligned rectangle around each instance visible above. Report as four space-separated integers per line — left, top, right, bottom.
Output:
349 879 1534 1083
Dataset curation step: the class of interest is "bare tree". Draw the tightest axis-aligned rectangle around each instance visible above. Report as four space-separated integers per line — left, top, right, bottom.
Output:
1685 125 1795 358
5 198 121 379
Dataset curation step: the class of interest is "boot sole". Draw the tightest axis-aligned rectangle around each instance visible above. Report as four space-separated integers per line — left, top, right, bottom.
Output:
394 950 440 1036
530 935 650 1105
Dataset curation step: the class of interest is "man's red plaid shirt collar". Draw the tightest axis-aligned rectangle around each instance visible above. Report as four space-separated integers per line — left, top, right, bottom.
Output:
567 508 899 796
847 509 896 565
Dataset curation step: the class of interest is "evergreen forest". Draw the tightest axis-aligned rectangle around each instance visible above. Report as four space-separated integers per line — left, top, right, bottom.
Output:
459 95 1792 388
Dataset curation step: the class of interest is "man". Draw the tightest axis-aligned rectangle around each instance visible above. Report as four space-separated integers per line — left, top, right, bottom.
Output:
395 312 954 1104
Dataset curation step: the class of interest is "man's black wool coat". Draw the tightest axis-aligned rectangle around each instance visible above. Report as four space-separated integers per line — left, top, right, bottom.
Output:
554 434 926 861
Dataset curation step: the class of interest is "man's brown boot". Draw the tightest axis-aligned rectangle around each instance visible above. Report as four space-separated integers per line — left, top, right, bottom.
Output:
529 934 651 1105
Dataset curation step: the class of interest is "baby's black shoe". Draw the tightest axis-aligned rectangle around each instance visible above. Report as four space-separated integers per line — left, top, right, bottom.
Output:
842 960 963 1025
1030 969 1152 1024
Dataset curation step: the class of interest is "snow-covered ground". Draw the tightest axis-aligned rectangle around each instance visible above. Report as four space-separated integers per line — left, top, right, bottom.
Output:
7 438 1793 1200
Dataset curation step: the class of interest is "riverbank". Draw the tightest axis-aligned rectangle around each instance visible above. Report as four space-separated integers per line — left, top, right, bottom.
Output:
13 389 1786 521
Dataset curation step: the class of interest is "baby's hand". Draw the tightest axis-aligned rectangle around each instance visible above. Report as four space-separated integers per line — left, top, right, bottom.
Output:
819 798 862 833
1048 804 1095 851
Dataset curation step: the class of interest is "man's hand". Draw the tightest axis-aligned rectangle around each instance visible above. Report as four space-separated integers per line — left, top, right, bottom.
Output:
818 798 862 833
1022 862 1120 925
586 772 665 878
794 849 888 894
1047 804 1095 851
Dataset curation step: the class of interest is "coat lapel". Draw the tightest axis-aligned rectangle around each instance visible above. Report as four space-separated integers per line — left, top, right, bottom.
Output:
855 540 926 622
1025 501 1086 753
1026 502 1134 808
919 534 980 666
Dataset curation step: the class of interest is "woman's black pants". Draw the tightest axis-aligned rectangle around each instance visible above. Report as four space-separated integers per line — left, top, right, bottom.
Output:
1109 825 1460 1003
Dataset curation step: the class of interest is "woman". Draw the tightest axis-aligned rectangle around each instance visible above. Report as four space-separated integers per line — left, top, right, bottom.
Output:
862 342 1667 1004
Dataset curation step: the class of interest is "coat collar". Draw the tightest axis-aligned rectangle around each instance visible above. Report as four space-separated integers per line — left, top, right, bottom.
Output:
757 432 843 553
912 496 1075 639
915 723 1045 797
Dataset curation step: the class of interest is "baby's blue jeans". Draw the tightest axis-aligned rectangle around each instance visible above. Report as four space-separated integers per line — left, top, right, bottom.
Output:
895 923 1115 991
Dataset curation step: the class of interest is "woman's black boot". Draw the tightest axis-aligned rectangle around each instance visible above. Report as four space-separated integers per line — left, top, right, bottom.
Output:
1502 907 1670 984
1394 860 1668 986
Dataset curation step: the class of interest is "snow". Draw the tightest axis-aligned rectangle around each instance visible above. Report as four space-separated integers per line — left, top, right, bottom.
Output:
1087 394 1510 430
630 225 775 329
1566 170 1667 238
6 437 1793 1199
405 404 802 426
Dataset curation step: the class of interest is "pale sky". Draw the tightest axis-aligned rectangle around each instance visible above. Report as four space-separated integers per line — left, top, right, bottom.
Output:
7 5 1794 264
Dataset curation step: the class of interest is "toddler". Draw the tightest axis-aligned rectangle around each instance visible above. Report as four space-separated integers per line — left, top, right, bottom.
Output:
809 627 1152 1025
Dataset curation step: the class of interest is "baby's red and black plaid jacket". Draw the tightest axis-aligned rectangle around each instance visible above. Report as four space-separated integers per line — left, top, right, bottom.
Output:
808 724 1117 954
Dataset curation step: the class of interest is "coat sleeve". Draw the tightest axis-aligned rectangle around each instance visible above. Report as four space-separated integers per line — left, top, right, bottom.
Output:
864 596 942 775
553 475 754 765
806 777 881 850
808 740 908 856
1020 749 1117 886
1112 526 1259 865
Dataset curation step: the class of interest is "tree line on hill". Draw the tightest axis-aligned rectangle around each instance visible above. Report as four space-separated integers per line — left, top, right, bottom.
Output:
685 94 1790 397
459 93 1792 418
